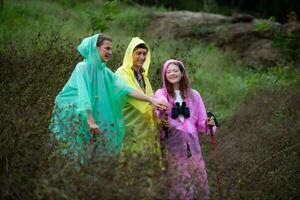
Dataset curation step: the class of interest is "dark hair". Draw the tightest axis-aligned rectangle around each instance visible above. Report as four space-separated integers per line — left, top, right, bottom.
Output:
96 33 112 47
165 61 191 99
133 43 148 52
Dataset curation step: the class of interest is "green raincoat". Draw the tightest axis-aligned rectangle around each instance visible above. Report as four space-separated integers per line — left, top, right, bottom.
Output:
49 34 133 158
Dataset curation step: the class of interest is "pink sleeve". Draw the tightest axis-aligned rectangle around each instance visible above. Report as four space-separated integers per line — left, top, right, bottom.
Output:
195 91 208 134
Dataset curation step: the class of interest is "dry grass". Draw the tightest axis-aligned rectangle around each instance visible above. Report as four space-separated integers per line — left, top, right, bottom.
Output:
205 86 300 199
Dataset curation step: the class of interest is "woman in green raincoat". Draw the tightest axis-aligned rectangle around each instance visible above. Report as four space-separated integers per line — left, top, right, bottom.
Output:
115 37 160 156
49 33 166 160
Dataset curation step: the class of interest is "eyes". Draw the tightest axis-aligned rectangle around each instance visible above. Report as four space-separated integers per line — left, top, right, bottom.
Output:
134 49 148 57
105 46 112 51
140 52 147 56
166 69 179 74
135 51 147 56
100 45 112 52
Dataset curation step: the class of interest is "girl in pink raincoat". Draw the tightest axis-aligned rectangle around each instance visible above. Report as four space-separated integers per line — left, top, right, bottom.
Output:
154 59 216 200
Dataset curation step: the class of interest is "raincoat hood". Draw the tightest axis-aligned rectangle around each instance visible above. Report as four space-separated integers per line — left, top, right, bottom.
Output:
122 37 151 76
77 33 106 70
161 59 190 104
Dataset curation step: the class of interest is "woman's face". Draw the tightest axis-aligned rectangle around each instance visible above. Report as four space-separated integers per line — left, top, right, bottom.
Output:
166 63 183 85
98 40 112 62
132 48 148 69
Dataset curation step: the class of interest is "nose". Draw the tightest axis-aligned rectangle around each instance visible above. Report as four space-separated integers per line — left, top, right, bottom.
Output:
140 54 146 61
167 73 174 77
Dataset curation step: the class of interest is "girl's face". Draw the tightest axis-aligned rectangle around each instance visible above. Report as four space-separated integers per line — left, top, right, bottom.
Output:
98 40 112 62
132 48 148 69
166 63 183 85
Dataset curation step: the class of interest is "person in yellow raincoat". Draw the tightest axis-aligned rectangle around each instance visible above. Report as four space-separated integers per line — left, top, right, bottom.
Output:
115 37 160 157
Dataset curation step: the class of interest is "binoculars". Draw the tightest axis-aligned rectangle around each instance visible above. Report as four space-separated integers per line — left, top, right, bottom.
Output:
171 102 190 119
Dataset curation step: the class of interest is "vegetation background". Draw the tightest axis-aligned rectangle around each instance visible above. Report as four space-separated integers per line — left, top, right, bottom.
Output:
0 0 299 199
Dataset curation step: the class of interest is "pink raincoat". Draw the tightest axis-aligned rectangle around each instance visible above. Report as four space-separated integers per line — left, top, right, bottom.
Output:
154 59 215 200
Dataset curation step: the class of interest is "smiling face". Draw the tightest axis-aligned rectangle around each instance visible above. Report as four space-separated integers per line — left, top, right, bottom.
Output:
166 63 183 87
132 48 148 69
97 40 112 62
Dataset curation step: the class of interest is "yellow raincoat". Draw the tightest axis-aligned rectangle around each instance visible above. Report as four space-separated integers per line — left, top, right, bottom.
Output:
115 37 159 155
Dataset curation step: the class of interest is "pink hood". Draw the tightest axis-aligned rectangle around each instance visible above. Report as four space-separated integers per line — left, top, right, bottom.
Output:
155 59 209 134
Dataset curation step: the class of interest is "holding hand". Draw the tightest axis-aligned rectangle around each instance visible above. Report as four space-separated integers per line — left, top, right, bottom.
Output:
160 113 170 128
87 111 100 142
88 122 100 142
150 98 168 111
207 111 219 129
207 116 216 127
88 122 100 135
128 89 168 111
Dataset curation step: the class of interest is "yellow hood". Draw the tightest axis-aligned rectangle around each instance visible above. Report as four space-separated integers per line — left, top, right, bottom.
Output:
116 37 153 113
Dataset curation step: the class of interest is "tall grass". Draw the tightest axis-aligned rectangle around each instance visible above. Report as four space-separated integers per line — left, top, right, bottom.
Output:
209 84 300 199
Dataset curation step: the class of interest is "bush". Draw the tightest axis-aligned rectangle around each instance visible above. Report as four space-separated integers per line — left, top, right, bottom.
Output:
208 84 300 199
0 32 170 200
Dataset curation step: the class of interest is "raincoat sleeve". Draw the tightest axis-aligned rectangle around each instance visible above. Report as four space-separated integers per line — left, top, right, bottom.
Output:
115 67 151 113
108 69 134 98
194 90 208 134
75 63 93 115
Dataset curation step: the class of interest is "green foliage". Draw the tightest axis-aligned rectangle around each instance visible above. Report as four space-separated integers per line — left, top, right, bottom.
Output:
273 31 300 62
51 0 90 7
0 0 90 48
255 17 300 63
113 5 149 36
255 16 277 31
245 66 300 88
254 16 300 65
87 0 120 33
87 11 110 33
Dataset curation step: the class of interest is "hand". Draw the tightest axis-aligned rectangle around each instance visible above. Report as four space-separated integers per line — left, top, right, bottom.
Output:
161 118 170 128
87 111 100 140
151 98 168 111
88 122 100 142
207 117 216 127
